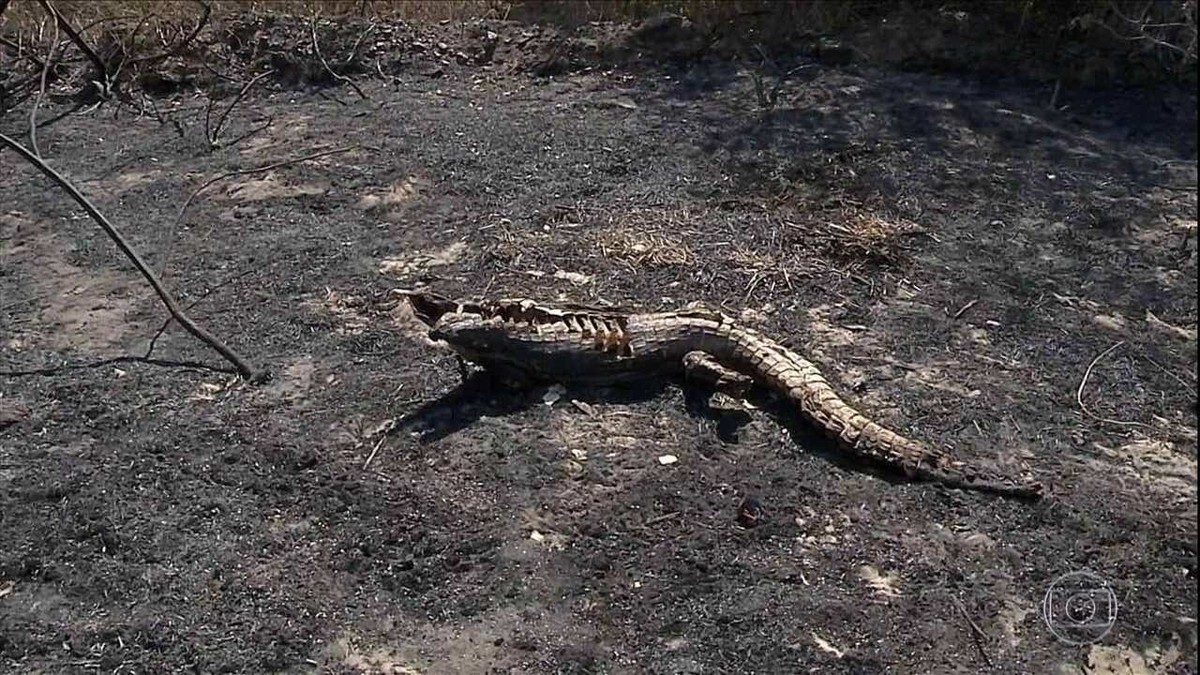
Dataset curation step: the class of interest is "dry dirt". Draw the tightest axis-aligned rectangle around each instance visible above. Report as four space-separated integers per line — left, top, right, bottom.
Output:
1 17 1198 675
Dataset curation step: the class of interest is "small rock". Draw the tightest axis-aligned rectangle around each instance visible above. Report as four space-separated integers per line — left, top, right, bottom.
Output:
542 384 566 406
553 269 593 285
561 459 584 480
657 454 678 465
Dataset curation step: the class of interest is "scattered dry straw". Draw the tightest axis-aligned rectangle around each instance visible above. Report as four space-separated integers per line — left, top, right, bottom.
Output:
593 207 698 267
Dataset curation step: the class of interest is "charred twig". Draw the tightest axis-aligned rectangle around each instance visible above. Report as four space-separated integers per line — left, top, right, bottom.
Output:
748 43 812 112
174 1 211 54
1101 0 1197 62
30 99 87 131
144 267 257 359
29 19 59 158
199 62 243 84
127 1 212 67
0 34 45 69
204 70 273 151
953 597 993 669
311 19 368 100
74 12 139 36
140 92 170 128
36 0 113 100
0 132 265 382
0 355 239 377
317 90 348 106
339 24 376 70
1076 340 1145 427
103 12 158 88
222 116 274 148
952 299 979 320
1134 349 1198 398
362 435 387 470
123 11 158 61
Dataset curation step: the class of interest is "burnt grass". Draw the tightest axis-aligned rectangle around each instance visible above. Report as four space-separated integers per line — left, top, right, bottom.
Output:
1 17 1198 675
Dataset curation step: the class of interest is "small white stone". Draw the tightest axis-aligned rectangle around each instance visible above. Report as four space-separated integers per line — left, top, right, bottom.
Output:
542 384 566 406
658 455 678 465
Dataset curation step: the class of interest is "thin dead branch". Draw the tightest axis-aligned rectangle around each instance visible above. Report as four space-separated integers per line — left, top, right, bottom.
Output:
311 18 368 100
953 597 993 669
29 18 59 158
205 70 273 151
74 12 139 36
0 131 264 382
339 24 376 70
126 1 211 67
176 1 212 54
144 267 256 359
36 0 113 100
1076 340 1146 427
362 435 387 470
30 100 88 131
952 299 979 320
1129 345 1198 398
1103 0 1198 62
0 34 44 69
223 116 274 148
0 355 239 377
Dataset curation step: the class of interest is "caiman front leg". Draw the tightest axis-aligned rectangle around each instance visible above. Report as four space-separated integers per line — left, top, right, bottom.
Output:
480 361 538 391
452 354 537 391
455 355 472 382
682 351 754 399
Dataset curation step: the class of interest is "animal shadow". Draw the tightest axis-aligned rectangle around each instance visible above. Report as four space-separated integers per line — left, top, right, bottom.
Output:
397 368 746 444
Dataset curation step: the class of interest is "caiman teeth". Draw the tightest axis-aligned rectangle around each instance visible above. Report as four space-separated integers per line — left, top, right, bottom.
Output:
598 320 618 352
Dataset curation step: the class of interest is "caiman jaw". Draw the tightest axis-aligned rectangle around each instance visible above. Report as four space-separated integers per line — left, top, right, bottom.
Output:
401 290 469 327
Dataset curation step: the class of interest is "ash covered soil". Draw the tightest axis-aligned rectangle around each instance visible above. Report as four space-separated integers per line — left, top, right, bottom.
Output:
1 17 1197 675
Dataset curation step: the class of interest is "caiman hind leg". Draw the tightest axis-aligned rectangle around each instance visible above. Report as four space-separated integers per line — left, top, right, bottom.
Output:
483 362 538 391
682 351 754 399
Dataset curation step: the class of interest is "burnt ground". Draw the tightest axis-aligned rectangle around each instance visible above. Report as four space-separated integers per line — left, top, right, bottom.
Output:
1 18 1198 675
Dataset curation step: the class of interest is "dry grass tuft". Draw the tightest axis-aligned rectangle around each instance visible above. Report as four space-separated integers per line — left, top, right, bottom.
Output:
597 229 696 267
835 211 924 250
723 245 781 272
593 207 698 267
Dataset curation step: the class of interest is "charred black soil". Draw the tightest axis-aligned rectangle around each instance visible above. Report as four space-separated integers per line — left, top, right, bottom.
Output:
1 16 1197 675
